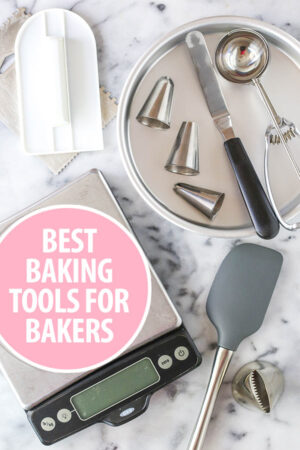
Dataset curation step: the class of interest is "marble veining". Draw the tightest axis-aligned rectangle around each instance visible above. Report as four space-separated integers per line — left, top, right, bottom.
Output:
0 1 299 449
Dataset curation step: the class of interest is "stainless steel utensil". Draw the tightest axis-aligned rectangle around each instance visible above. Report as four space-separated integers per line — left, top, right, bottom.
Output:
185 31 279 240
188 244 283 450
165 121 199 175
174 183 224 219
136 76 174 129
215 28 300 180
232 360 284 413
265 120 300 230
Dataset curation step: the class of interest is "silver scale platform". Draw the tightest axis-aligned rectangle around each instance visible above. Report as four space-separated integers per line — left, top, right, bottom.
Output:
0 169 181 411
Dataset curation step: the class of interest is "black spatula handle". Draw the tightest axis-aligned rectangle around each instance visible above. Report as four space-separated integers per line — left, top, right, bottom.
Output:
224 137 279 239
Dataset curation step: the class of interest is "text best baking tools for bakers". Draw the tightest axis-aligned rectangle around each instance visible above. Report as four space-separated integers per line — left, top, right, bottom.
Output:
232 360 284 413
15 9 103 155
0 170 202 446
215 29 300 181
185 31 279 240
188 243 283 450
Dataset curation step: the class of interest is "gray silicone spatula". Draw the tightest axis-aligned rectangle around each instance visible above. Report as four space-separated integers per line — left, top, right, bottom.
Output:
188 244 283 450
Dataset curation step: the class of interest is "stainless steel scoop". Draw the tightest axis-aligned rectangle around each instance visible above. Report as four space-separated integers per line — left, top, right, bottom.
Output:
215 28 300 180
188 244 283 450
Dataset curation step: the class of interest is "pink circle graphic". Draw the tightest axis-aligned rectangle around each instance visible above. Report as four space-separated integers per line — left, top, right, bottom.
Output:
0 206 151 372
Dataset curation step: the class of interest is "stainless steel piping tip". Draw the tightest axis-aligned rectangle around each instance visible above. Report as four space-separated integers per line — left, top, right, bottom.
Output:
165 121 199 175
174 183 224 220
232 360 284 413
136 76 174 129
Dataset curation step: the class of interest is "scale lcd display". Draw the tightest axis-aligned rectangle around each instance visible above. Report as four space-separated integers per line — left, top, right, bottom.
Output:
71 358 160 420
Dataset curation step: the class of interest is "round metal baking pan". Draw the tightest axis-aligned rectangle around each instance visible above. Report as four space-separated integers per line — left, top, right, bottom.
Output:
118 16 300 238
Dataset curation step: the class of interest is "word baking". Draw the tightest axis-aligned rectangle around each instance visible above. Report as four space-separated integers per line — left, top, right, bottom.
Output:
26 258 113 283
26 318 114 343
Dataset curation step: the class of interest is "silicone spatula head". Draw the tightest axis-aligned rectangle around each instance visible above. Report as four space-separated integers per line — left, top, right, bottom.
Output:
206 244 283 351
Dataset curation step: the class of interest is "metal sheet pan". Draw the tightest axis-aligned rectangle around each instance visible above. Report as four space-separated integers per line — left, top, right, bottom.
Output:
118 16 300 238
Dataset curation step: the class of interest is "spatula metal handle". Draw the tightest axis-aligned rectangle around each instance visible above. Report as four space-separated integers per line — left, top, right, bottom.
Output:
188 347 234 450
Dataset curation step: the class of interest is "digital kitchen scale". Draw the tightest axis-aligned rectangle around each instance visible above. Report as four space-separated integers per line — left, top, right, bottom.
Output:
0 169 202 445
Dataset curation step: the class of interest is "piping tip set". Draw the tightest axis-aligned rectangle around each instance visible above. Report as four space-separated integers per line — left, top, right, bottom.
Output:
136 76 225 221
232 360 284 414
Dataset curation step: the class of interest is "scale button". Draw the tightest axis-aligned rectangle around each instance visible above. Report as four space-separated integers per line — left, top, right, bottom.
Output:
57 408 72 423
40 417 56 432
174 346 189 361
120 407 135 417
158 355 173 369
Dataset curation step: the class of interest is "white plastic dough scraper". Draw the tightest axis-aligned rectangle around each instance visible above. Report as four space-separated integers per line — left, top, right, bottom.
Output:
0 170 201 445
15 9 104 155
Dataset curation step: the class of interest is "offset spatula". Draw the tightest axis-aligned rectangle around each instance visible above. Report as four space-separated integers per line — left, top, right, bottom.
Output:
188 244 283 450
185 31 279 240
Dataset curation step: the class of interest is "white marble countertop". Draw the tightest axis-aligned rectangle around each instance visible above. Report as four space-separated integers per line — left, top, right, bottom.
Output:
0 1 299 449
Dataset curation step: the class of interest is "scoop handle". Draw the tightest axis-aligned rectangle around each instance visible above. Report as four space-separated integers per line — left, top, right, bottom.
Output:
224 137 279 239
187 347 234 450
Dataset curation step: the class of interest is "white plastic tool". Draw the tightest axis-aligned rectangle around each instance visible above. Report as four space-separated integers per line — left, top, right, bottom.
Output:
15 9 104 155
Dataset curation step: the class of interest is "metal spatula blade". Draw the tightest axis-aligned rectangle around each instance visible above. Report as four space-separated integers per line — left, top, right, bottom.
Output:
188 244 283 450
